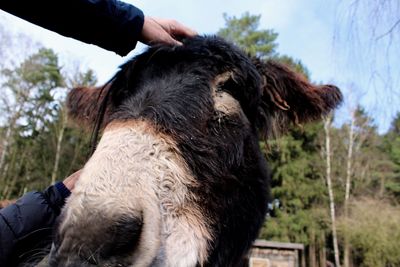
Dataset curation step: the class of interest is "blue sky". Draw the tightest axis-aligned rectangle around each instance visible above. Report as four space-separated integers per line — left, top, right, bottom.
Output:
0 0 399 133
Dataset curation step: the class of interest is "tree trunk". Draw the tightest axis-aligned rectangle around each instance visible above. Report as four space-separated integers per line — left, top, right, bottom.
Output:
0 110 20 176
379 174 385 198
0 92 26 179
1 144 17 198
0 126 12 174
323 115 341 267
319 233 327 267
51 108 67 184
5 152 25 199
343 110 355 267
309 229 317 267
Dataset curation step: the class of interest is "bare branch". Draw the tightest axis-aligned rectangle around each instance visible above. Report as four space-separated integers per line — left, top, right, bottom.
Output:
376 18 400 40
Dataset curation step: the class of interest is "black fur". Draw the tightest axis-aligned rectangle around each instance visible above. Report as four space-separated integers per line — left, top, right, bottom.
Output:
107 37 269 266
63 35 342 266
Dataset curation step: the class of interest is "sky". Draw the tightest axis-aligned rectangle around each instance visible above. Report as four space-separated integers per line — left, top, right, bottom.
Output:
0 0 399 133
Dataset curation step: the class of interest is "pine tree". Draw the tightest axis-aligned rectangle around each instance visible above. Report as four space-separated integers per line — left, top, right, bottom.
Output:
217 12 310 77
0 48 95 198
383 112 400 200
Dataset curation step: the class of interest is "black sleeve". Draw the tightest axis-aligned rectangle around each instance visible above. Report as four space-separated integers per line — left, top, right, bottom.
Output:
0 0 145 56
0 182 70 266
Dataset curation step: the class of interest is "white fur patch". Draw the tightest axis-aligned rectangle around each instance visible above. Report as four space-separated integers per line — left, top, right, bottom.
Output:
60 120 211 267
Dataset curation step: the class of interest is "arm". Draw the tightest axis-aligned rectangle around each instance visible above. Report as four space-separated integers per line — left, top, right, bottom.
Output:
0 0 144 56
0 171 81 266
0 0 197 56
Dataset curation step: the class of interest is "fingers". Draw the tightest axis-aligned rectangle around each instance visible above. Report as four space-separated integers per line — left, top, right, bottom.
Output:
63 169 83 192
140 16 177 45
140 16 197 46
157 18 197 38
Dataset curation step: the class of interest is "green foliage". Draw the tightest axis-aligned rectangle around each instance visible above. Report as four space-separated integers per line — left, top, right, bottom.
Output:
341 107 398 200
260 123 329 246
0 11 399 267
218 12 310 78
383 112 400 200
273 54 311 80
338 199 400 267
218 12 278 59
20 48 64 90
0 48 94 199
218 12 400 265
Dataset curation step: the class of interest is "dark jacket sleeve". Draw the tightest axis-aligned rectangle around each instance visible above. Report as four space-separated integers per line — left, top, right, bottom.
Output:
0 182 70 266
0 0 145 56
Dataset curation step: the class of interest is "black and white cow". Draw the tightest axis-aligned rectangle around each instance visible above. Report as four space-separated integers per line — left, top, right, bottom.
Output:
49 36 342 267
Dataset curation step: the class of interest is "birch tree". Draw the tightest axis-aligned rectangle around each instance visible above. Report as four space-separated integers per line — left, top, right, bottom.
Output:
343 109 355 267
323 114 341 267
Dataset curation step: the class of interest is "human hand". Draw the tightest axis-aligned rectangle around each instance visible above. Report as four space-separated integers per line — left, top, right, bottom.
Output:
62 170 82 192
140 16 197 46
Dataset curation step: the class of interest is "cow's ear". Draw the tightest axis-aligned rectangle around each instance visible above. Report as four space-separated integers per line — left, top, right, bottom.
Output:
253 58 343 137
66 83 112 129
66 57 140 130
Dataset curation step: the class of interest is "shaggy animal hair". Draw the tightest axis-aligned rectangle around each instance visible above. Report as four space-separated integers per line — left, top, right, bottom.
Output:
49 36 342 267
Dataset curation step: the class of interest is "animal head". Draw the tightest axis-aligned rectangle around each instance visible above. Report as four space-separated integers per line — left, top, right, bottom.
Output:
68 37 342 142
50 36 342 266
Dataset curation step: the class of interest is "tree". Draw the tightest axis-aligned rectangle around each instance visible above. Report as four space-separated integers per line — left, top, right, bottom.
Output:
323 114 341 267
342 107 375 267
0 47 96 199
342 108 389 199
218 12 278 60
50 65 97 184
0 26 40 178
0 48 64 198
383 113 400 200
218 12 310 78
329 106 396 266
260 123 331 267
343 109 355 267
